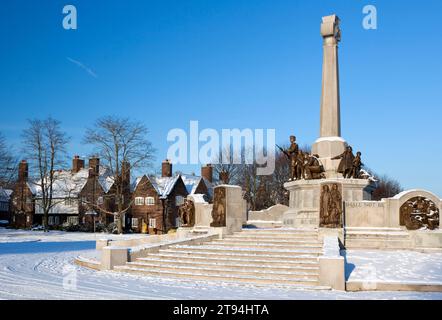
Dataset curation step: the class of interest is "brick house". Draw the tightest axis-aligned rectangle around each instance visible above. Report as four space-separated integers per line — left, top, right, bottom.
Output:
130 160 213 234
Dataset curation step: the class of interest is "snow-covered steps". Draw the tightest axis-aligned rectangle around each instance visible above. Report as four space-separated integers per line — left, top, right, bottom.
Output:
344 227 412 249
113 228 327 289
145 251 319 265
113 265 324 287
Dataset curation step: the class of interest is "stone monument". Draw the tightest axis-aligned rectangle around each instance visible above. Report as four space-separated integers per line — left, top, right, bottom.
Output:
283 15 376 230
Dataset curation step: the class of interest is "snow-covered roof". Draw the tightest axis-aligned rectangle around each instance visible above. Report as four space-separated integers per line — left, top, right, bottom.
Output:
32 166 114 199
181 174 213 197
132 174 180 199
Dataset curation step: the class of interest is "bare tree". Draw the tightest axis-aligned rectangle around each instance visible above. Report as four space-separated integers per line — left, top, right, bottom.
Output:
371 173 403 200
22 118 70 231
84 116 156 234
0 132 17 188
212 146 244 185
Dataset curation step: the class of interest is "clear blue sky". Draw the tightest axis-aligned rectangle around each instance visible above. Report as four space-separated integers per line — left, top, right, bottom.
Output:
1 0 441 195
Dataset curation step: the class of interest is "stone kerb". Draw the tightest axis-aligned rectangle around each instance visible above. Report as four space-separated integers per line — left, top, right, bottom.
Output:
318 236 345 291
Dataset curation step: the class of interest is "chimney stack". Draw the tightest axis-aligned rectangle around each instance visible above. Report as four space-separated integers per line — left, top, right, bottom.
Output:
161 159 172 177
219 170 230 184
122 161 131 185
18 160 28 181
201 164 213 183
72 155 85 173
89 157 100 177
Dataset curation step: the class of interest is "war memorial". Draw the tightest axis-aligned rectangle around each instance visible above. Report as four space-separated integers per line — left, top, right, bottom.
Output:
76 15 442 293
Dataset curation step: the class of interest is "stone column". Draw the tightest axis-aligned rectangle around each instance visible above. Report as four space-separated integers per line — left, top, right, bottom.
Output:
312 15 347 177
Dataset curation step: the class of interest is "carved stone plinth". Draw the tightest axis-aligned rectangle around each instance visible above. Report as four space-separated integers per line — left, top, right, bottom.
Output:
311 136 347 178
211 185 246 234
283 178 376 228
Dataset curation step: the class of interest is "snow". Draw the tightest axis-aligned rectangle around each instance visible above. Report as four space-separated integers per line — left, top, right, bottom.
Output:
344 249 442 284
0 228 441 300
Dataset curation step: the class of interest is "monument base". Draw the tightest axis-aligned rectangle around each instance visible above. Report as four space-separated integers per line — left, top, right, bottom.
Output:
311 136 347 178
283 178 376 228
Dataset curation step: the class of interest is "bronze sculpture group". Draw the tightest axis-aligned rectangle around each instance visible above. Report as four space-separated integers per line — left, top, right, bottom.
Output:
400 196 440 230
278 136 326 181
178 198 195 227
280 135 364 180
319 183 343 228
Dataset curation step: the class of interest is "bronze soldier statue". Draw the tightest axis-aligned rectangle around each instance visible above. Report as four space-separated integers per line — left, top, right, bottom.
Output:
332 146 355 178
277 135 300 181
304 153 325 180
350 151 363 178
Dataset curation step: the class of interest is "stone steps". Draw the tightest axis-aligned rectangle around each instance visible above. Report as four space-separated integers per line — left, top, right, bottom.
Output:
344 227 412 249
146 252 319 265
210 240 322 249
136 256 320 270
125 261 319 279
170 244 322 256
113 228 328 289
113 265 325 287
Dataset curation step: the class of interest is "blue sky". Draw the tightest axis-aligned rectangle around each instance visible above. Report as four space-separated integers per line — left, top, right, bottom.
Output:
0 0 441 195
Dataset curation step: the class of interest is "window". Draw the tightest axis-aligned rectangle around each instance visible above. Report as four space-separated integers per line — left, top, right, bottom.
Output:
54 216 60 225
145 197 155 206
148 218 156 229
67 216 79 225
135 197 144 206
81 197 88 205
97 196 104 205
48 216 54 225
175 195 184 206
131 218 139 228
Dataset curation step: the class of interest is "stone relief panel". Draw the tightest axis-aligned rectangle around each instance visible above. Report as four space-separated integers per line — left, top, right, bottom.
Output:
319 182 343 228
210 187 226 227
178 198 195 227
400 196 439 230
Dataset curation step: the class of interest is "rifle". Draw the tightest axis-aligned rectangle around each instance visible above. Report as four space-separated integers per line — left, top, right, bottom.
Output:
276 144 290 159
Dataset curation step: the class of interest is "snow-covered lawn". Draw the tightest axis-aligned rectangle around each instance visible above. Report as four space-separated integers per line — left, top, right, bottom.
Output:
0 228 441 300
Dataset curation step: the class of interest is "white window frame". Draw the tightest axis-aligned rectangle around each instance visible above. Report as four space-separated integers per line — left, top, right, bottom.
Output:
97 196 104 205
131 218 139 228
148 218 156 229
67 216 79 225
135 197 145 206
145 197 155 206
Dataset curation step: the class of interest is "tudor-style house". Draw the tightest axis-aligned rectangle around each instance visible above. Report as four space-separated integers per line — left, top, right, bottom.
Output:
130 160 213 234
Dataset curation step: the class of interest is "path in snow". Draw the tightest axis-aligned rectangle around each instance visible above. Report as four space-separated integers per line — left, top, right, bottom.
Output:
0 228 441 300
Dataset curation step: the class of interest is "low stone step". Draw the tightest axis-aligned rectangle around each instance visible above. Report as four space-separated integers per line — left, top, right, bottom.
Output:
147 252 319 266
170 245 322 256
229 234 319 241
135 257 320 273
114 266 323 287
126 261 319 280
220 238 321 245
210 241 322 250
159 249 320 261
345 239 412 249
345 233 410 240
238 231 318 237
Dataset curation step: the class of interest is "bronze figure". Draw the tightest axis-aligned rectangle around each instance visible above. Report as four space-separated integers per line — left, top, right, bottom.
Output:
350 151 363 179
400 196 439 230
332 146 355 178
320 183 343 228
211 187 226 227
178 198 195 227
279 135 300 181
304 153 325 180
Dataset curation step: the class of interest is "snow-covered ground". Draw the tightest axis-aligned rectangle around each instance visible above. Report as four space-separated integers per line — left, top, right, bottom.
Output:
0 228 441 300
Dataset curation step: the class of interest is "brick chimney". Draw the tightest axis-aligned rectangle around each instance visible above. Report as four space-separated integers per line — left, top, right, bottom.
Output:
18 160 28 181
72 155 85 173
201 164 213 183
161 159 172 177
88 157 100 177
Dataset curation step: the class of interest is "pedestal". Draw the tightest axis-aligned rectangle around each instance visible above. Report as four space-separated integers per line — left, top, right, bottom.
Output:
283 178 376 228
311 136 347 178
